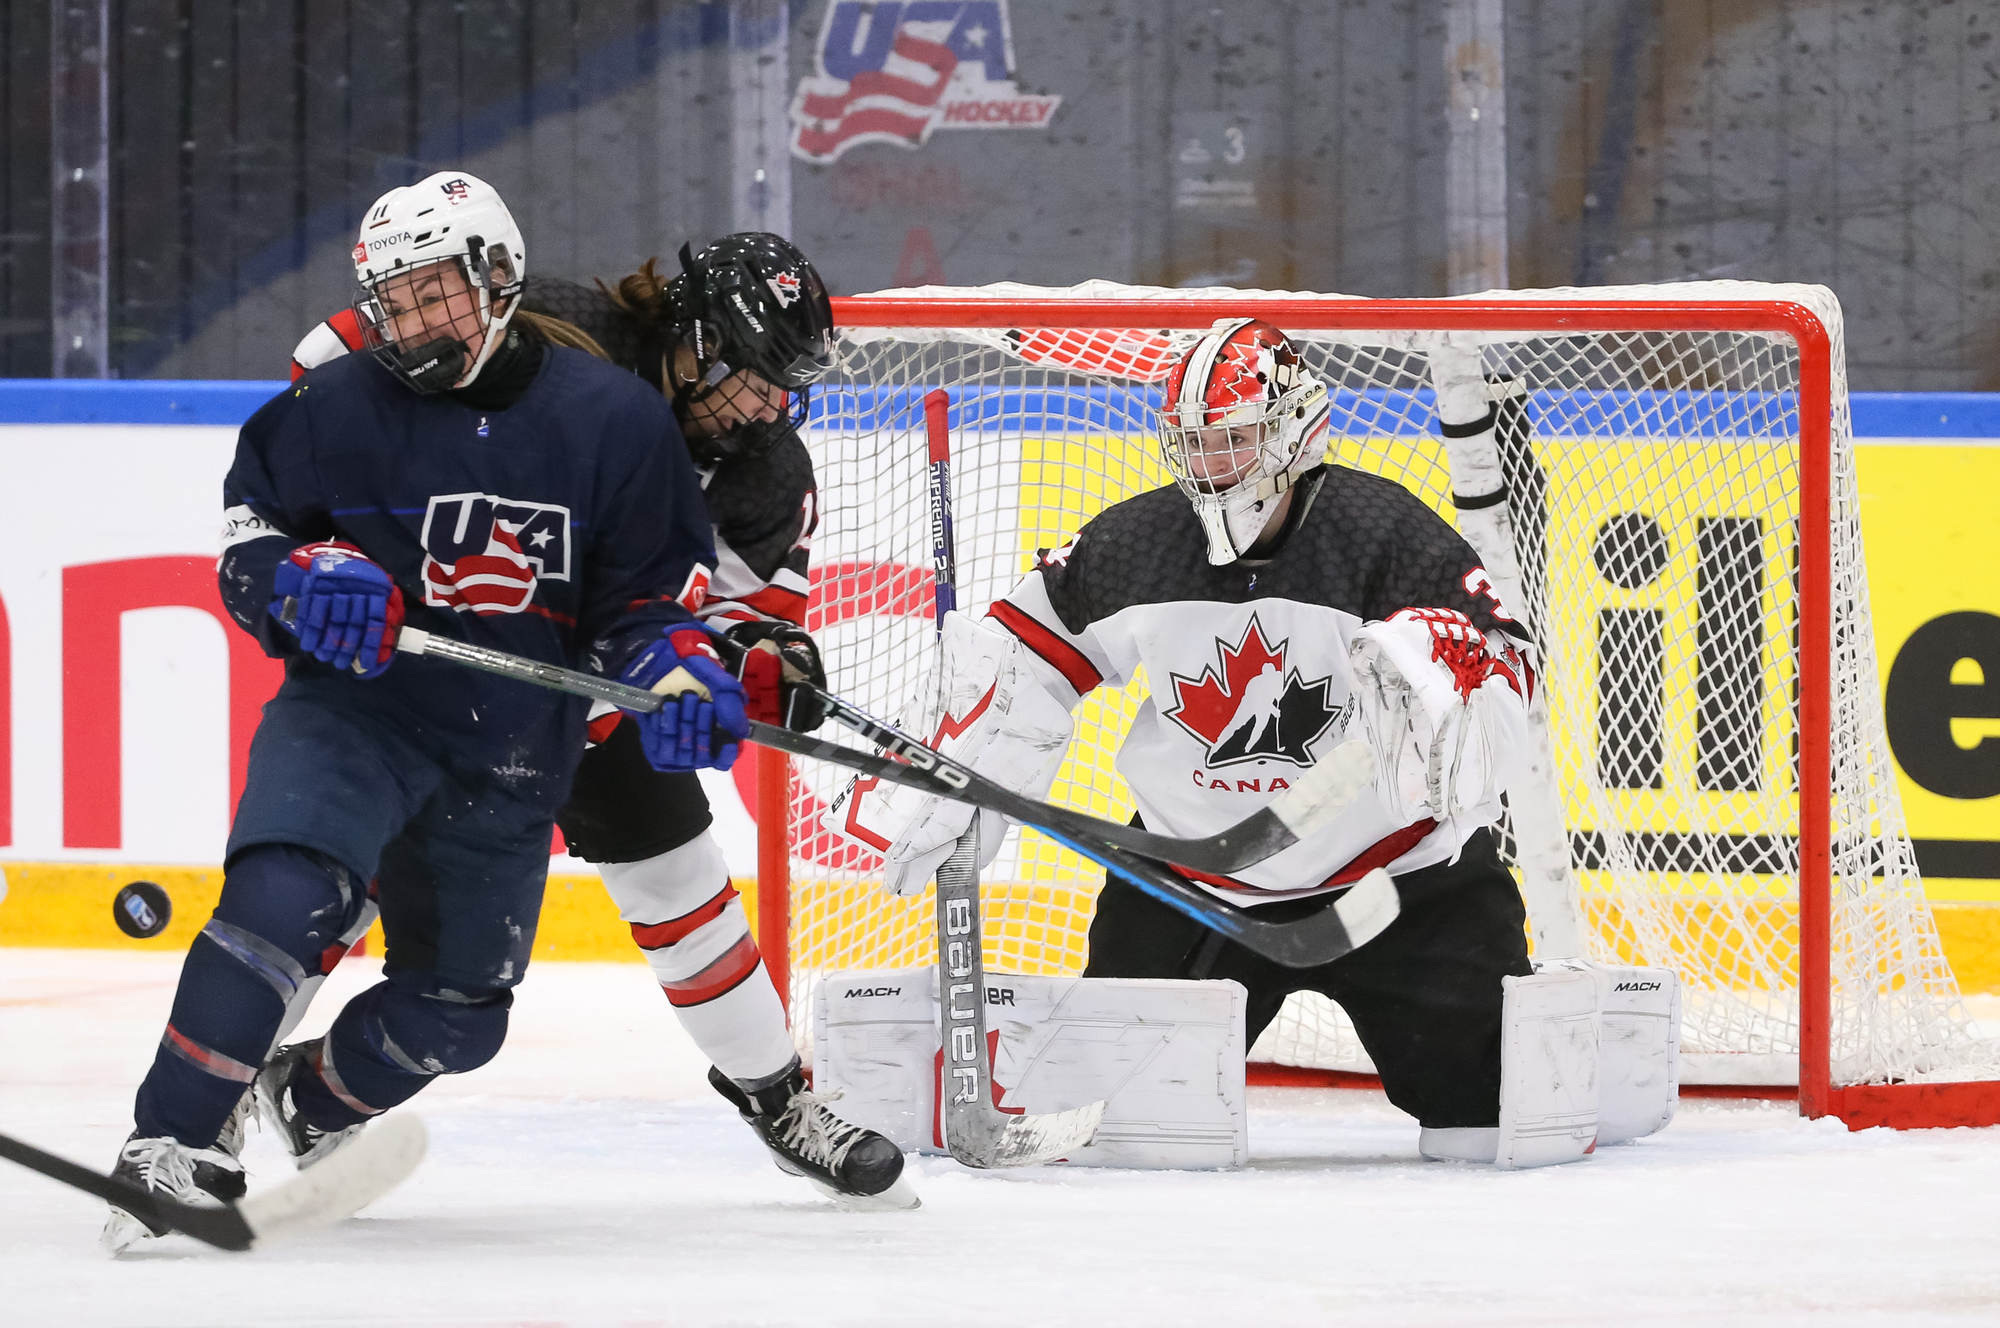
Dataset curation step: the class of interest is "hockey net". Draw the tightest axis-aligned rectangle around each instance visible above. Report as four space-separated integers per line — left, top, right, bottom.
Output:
765 280 2000 1128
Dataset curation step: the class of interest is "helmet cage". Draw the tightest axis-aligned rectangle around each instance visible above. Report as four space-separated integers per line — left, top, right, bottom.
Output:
668 234 834 461
354 239 523 394
349 172 526 394
678 344 812 463
1156 318 1331 564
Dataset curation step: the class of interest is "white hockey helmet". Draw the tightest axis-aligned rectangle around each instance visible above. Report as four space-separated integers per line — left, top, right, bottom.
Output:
1157 318 1331 564
350 171 526 393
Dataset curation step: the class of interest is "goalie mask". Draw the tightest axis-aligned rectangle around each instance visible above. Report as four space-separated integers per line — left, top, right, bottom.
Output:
350 171 526 394
1157 318 1331 565
665 232 836 464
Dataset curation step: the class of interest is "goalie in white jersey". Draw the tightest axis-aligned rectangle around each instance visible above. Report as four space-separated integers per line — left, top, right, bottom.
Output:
864 318 1550 1162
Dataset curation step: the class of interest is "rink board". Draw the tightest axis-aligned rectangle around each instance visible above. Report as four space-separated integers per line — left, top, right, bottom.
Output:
0 383 1991 990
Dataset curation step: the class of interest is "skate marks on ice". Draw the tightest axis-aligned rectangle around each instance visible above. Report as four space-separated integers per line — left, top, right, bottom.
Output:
6 955 2000 1325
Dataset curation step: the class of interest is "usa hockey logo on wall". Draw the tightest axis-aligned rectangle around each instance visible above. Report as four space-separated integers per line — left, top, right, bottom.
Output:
1165 616 1346 768
419 492 571 615
790 1 1063 164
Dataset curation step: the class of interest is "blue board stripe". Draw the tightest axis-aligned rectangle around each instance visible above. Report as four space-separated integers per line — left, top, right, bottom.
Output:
2 379 1998 438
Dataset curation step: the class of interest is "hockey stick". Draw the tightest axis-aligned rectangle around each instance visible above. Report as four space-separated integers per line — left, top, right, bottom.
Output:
922 388 1105 1167
0 1114 427 1253
781 676 1374 876
286 606 1359 877
388 628 1397 969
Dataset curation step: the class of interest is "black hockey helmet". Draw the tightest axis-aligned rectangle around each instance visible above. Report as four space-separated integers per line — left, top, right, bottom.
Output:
667 232 836 461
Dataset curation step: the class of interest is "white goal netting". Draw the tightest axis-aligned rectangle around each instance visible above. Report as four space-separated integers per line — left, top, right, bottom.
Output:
774 280 2000 1096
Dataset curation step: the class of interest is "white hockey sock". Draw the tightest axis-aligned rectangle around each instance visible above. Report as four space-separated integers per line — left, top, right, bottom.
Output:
599 838 796 1084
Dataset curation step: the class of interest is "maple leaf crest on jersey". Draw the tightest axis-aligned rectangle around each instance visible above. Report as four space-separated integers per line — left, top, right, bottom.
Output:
1164 614 1347 768
419 491 572 614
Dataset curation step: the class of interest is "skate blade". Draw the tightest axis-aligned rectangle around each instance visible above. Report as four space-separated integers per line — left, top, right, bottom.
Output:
812 1169 921 1212
101 1203 170 1256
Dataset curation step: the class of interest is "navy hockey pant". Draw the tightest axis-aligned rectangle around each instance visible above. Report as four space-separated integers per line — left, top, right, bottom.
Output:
134 694 562 1146
1083 828 1533 1130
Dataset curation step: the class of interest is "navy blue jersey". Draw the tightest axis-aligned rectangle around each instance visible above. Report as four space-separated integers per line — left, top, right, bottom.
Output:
219 346 714 788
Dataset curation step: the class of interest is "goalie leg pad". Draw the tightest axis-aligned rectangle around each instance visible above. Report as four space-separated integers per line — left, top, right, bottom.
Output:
813 971 1248 1169
1593 964 1680 1145
1491 966 1600 1170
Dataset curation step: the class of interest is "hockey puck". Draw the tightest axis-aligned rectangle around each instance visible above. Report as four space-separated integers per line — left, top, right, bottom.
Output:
112 880 172 939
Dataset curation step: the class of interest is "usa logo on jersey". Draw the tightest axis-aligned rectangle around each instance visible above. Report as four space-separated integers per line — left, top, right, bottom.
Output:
790 1 1063 164
419 492 571 616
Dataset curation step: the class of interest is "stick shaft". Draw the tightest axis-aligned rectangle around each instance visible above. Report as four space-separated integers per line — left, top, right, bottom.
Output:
392 628 1372 966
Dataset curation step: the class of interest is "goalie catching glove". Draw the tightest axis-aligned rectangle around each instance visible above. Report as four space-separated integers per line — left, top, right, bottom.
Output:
1348 607 1533 824
848 611 1076 896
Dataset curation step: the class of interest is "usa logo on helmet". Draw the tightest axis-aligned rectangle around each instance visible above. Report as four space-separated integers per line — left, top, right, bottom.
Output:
790 2 1063 164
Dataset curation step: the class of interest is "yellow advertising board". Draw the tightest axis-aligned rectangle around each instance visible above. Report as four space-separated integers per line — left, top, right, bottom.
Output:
1856 442 2000 902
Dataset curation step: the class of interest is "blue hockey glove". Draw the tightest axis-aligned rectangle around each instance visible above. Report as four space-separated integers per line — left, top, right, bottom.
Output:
269 541 405 678
620 623 749 772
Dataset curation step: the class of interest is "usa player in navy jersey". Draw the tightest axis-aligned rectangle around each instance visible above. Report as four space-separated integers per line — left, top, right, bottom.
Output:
279 234 916 1210
102 172 788 1250
857 319 1578 1166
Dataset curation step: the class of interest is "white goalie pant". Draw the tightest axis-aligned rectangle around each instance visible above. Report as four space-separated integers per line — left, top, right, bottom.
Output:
1420 960 1680 1168
600 834 797 1084
813 971 1249 1168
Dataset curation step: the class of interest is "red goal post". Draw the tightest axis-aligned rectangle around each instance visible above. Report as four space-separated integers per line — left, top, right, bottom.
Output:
752 281 2000 1132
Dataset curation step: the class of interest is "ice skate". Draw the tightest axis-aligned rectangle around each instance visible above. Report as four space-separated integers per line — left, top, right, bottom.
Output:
99 1130 247 1255
710 1062 918 1210
256 1039 367 1170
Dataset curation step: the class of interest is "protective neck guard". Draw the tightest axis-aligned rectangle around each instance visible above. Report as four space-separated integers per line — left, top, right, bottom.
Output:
447 327 545 411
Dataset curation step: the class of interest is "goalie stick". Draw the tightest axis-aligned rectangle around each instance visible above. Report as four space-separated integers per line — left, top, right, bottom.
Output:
0 1114 427 1253
922 387 1104 1167
386 628 1399 969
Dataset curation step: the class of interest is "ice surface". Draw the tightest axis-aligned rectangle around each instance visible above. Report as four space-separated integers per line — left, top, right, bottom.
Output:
5 950 2000 1326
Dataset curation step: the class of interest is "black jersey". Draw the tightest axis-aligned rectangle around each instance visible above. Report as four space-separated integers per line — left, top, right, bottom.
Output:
989 467 1534 902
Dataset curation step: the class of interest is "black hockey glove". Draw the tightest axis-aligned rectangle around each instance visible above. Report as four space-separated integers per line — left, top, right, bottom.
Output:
719 621 830 732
